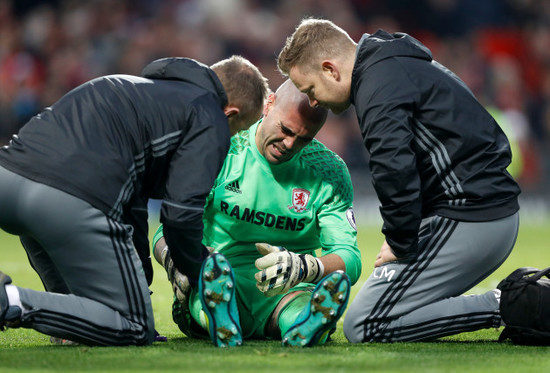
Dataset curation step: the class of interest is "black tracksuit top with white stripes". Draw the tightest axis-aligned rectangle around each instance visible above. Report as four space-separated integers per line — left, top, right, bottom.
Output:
350 30 521 259
0 57 230 284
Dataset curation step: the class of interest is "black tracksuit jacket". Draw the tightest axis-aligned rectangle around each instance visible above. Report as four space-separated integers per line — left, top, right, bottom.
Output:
351 30 521 258
0 57 230 284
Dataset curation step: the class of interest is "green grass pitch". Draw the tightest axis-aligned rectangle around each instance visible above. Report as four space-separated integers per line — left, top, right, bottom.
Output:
1 219 549 372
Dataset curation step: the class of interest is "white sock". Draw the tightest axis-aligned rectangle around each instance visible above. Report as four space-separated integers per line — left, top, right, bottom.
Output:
493 288 501 303
492 289 505 326
5 284 24 310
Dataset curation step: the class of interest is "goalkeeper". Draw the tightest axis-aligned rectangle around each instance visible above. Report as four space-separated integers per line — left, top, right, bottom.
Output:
153 79 361 347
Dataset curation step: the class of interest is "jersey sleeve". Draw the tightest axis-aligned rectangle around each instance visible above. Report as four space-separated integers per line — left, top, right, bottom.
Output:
151 223 164 252
315 153 362 285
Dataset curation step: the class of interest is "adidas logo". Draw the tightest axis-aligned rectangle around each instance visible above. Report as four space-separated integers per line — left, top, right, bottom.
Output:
225 180 242 194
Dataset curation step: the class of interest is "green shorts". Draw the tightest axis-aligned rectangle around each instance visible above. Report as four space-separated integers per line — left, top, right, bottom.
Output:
193 252 313 338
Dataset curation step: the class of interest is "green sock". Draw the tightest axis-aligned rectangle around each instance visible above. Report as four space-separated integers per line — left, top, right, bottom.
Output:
277 291 311 337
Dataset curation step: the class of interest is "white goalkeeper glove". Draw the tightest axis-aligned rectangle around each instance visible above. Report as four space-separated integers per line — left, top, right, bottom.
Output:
153 244 190 304
254 243 324 297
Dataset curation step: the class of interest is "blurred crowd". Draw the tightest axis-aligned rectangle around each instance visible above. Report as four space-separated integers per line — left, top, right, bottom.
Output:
1 0 550 192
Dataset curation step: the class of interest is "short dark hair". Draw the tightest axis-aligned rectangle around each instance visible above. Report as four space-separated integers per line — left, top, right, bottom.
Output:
211 56 269 126
278 18 355 76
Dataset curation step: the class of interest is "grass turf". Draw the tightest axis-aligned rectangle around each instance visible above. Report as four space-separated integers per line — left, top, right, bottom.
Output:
1 220 550 372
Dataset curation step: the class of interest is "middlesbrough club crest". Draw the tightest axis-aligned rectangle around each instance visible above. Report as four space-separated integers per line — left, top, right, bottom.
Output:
288 188 310 213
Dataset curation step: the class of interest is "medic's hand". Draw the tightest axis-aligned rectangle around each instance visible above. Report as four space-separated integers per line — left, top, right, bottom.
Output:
374 240 399 268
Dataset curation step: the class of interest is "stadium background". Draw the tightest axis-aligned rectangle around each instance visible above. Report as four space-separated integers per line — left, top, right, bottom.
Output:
1 0 549 224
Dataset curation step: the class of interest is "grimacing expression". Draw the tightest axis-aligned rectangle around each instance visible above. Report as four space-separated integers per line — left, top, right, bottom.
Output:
256 102 319 165
289 65 351 114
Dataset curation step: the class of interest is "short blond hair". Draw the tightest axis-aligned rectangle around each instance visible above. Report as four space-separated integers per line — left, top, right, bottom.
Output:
211 55 269 125
278 18 355 76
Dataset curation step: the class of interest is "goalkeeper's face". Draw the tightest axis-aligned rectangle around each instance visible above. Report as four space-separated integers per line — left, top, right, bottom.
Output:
256 96 324 165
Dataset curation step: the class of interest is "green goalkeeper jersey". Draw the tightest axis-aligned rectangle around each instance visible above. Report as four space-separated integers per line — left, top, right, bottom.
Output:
203 121 360 281
205 121 360 336
154 120 361 337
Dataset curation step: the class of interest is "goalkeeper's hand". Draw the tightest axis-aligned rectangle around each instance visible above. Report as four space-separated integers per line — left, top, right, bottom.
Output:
153 243 190 304
254 243 324 297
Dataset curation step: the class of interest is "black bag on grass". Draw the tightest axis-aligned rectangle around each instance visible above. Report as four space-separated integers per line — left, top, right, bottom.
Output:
497 267 550 346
